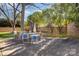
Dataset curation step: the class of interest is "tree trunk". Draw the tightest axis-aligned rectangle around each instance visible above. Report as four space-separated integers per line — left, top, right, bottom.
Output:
29 20 34 32
58 26 62 34
48 23 53 33
21 4 25 32
65 21 67 35
33 23 37 32
13 3 17 34
36 24 38 32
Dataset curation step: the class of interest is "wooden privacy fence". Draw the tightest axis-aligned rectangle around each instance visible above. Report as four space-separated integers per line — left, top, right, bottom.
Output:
0 27 20 32
36 27 67 36
67 22 79 37
1 22 79 38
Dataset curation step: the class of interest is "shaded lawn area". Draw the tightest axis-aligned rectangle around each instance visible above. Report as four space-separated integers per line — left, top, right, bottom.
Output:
0 32 15 38
42 32 67 38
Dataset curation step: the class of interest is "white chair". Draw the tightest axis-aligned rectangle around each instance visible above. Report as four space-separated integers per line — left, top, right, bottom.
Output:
30 34 40 42
18 32 40 43
18 32 29 43
22 32 29 40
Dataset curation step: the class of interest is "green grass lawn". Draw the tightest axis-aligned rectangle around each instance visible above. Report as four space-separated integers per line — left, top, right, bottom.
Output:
0 32 15 38
44 33 67 38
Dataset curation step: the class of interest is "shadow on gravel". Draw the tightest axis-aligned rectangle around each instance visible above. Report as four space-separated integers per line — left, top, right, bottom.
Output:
61 38 79 45
1 38 79 56
37 38 79 56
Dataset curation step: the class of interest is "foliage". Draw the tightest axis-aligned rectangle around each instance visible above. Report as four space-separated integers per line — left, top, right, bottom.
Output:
26 3 79 28
0 18 20 27
26 11 46 27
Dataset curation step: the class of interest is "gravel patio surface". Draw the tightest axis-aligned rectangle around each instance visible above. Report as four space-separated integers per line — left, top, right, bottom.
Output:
0 38 79 56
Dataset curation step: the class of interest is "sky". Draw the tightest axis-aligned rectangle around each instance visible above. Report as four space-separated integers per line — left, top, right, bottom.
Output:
0 3 51 21
24 3 51 21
